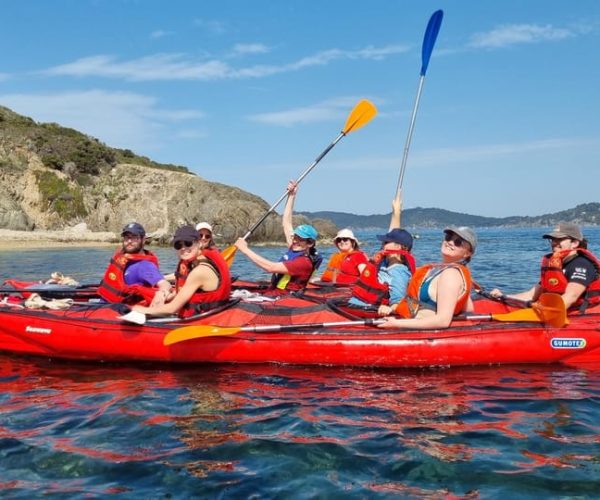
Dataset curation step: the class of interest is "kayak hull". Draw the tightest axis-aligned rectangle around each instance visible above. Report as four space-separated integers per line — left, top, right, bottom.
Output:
1 299 599 367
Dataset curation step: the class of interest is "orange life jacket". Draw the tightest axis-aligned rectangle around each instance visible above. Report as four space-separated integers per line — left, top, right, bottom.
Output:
540 248 600 311
321 250 368 284
97 249 160 305
395 262 472 318
175 247 232 318
350 250 416 306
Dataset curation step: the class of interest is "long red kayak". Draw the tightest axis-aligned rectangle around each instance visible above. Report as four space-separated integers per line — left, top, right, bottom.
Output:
0 292 599 367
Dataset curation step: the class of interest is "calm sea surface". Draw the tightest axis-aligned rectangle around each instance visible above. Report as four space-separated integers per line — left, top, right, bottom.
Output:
1 227 600 497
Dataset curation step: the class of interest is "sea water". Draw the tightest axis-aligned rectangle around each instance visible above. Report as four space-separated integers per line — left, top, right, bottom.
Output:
0 227 599 497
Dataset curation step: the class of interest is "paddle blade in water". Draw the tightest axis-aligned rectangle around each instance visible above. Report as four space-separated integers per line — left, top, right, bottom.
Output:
164 325 242 345
221 245 237 268
342 99 377 134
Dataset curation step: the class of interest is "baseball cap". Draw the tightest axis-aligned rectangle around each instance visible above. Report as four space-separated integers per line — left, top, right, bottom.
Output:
444 226 477 253
543 222 583 241
121 222 145 237
195 222 213 233
335 228 357 241
173 225 199 244
377 228 414 250
294 224 318 241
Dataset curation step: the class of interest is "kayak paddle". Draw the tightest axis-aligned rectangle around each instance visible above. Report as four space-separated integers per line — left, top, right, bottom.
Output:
395 9 443 197
221 99 377 267
163 294 567 345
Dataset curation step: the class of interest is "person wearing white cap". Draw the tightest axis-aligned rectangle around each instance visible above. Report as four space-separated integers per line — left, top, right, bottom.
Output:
195 222 216 249
235 181 322 293
319 228 368 284
490 222 600 311
378 226 476 330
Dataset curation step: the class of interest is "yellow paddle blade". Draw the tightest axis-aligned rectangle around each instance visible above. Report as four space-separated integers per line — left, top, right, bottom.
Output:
342 99 377 134
491 309 543 323
221 245 237 268
163 325 241 346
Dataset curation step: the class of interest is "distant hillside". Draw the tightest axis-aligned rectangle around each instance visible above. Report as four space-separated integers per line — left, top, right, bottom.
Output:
299 203 600 229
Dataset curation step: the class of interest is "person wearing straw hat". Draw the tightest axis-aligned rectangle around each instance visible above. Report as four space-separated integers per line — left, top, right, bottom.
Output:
319 228 368 284
490 222 600 311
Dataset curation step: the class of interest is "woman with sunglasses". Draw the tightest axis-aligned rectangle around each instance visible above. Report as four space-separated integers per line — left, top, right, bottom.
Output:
234 181 322 294
489 222 600 311
379 226 476 330
195 222 217 249
133 225 231 318
319 228 368 284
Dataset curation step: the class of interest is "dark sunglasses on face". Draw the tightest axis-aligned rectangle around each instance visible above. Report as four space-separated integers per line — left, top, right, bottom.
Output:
335 237 351 243
199 233 212 240
444 232 466 248
174 240 196 250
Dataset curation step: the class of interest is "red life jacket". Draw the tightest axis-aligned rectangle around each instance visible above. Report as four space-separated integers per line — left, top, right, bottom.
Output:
175 247 232 318
351 250 416 306
395 262 472 319
540 248 600 310
321 250 368 284
97 249 160 305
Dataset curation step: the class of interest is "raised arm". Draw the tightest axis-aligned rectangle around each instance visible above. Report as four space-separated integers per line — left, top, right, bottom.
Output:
389 192 402 230
282 180 298 246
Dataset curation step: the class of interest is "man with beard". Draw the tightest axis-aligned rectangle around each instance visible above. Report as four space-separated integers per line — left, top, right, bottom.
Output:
98 222 172 306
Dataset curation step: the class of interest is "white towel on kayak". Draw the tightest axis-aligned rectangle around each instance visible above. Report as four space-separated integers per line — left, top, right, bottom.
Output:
24 293 74 310
230 289 277 302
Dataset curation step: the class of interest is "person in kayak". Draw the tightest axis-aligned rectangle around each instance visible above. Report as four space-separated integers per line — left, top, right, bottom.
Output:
196 222 217 249
378 226 476 329
348 194 415 315
489 222 600 311
318 228 368 284
132 225 231 318
98 222 172 306
234 180 322 293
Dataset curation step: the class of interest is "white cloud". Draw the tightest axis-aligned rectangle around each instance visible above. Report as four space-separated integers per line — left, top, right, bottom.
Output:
248 97 367 127
469 24 573 49
150 30 172 39
0 89 204 152
42 44 410 82
231 43 270 56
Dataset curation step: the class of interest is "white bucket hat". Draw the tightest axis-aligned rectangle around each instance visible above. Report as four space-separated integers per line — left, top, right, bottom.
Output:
195 222 213 233
335 228 357 242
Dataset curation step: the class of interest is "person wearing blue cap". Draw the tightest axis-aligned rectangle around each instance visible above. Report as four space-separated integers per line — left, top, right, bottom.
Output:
98 222 172 306
234 181 322 293
348 194 416 315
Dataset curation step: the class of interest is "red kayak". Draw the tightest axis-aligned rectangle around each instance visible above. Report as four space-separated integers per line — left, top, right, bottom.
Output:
0 290 599 367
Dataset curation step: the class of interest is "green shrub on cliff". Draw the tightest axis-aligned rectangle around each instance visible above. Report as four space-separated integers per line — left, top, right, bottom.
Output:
34 170 88 220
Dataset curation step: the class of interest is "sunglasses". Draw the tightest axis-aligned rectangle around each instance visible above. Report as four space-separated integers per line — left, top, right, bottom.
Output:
444 232 467 248
174 240 196 250
335 237 352 243
292 235 310 243
199 233 212 240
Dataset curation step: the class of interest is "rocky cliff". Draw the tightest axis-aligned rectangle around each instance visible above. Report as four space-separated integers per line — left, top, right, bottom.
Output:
0 106 336 243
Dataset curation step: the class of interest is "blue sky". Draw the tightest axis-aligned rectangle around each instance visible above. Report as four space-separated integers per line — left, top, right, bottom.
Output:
1 0 599 217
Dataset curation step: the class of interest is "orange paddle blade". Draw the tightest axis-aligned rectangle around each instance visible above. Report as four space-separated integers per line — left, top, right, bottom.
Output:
533 293 568 328
164 325 241 346
221 245 237 268
342 99 377 134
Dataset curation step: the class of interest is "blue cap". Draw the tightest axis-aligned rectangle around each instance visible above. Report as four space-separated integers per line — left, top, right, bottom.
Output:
121 222 145 237
294 224 318 241
376 228 413 250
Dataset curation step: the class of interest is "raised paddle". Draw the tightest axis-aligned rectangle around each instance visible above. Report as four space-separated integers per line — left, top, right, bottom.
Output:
163 295 567 345
221 99 377 267
395 9 443 197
